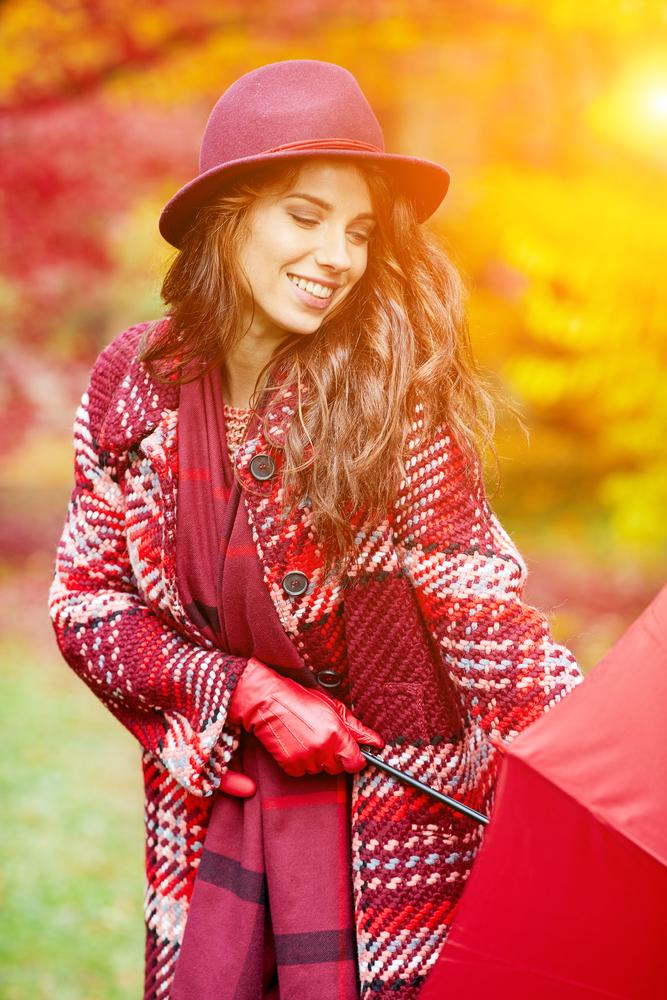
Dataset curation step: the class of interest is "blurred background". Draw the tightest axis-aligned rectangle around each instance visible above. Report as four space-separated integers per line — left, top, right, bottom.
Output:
1 1 665 996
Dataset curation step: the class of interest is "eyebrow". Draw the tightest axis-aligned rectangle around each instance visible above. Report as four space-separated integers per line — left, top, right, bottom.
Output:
285 192 376 223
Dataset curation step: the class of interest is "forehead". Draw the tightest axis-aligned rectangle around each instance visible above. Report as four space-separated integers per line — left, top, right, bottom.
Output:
281 159 373 209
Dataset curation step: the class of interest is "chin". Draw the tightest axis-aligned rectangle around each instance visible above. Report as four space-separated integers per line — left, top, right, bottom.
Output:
278 313 325 336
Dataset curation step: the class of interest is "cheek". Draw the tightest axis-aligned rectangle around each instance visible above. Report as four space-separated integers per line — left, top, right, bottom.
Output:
351 247 370 283
242 224 287 279
255 215 307 263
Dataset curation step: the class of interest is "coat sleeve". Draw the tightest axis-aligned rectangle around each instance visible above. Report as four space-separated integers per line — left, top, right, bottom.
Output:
47 338 247 797
391 414 584 752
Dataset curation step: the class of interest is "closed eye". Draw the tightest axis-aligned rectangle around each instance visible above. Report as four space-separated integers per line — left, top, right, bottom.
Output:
288 213 371 244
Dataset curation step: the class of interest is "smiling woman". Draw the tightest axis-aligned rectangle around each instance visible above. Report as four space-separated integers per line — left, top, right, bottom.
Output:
48 58 584 1000
139 145 488 577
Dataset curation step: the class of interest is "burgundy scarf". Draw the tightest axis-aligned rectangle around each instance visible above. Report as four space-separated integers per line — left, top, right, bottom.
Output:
169 365 359 1000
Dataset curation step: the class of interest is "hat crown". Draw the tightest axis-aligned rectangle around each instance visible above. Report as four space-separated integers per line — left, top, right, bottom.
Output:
199 60 385 173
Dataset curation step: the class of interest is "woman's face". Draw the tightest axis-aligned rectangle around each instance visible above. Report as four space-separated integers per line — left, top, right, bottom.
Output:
237 159 375 341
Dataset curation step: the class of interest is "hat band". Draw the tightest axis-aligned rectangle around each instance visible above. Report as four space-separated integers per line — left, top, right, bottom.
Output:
264 137 384 154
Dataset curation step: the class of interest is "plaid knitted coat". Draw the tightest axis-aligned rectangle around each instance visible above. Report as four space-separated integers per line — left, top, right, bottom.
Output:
48 319 584 999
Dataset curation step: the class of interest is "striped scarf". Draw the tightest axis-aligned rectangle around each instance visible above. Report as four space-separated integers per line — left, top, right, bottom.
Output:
169 364 360 999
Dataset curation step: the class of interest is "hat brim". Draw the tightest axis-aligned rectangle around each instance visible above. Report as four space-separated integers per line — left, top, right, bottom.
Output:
158 149 450 249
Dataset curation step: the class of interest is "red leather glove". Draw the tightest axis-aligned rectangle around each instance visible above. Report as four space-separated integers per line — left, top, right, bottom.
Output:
227 656 385 777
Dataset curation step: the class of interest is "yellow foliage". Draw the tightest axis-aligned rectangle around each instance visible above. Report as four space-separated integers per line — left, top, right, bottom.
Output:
496 0 666 35
464 168 666 552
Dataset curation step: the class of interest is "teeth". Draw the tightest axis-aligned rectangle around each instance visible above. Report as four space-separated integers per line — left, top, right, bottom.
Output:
287 274 334 299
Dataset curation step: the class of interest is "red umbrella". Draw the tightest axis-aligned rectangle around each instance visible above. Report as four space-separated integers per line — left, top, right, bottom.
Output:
419 582 667 1000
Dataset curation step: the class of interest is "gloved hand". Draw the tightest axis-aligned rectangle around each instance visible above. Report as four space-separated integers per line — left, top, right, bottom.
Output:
227 656 385 777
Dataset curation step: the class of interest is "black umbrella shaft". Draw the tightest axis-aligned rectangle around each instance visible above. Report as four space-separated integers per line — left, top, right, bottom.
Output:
360 748 489 826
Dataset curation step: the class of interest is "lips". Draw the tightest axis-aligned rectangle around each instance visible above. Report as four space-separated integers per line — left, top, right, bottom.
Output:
286 273 335 311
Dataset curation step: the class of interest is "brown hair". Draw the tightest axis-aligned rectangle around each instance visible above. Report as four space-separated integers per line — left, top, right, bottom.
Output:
139 156 502 578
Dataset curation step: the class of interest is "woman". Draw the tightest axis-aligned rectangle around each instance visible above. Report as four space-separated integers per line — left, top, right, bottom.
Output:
48 60 584 999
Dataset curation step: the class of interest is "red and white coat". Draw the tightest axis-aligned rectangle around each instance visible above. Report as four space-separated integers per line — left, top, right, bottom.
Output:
48 320 584 998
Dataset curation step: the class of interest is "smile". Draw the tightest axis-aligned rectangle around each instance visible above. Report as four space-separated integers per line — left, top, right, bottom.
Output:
287 273 335 299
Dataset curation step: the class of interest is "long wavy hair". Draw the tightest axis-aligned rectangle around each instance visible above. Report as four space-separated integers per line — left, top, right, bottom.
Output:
139 156 503 578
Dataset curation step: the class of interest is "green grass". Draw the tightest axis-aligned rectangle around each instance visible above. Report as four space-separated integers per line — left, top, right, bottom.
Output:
1 635 146 998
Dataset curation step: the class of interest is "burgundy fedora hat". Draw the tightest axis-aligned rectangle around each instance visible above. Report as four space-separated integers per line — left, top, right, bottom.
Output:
158 59 451 249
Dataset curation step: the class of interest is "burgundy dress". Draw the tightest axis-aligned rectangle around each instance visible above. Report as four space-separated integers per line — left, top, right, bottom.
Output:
170 370 360 1000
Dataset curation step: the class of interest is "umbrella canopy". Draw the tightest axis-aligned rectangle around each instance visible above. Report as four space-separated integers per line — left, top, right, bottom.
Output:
419 582 667 1000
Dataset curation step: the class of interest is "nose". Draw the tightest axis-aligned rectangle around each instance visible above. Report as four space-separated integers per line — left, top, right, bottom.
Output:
314 224 353 274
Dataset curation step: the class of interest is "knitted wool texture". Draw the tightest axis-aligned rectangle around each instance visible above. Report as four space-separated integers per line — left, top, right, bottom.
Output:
48 320 584 999
222 403 253 461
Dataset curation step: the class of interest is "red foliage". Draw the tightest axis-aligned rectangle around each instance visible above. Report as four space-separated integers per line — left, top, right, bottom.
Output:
0 96 201 344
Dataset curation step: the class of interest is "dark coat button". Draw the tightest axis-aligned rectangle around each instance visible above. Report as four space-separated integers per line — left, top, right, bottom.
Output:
282 571 308 597
250 453 276 481
316 669 342 689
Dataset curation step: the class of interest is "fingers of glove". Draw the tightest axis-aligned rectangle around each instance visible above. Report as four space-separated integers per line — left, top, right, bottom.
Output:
219 770 257 798
267 699 330 758
280 750 350 778
290 689 362 739
333 702 385 750
321 758 346 775
253 704 340 777
269 694 343 752
253 693 363 775
251 705 307 768
267 688 368 761
303 747 346 776
269 694 318 735
285 704 370 773
334 732 368 773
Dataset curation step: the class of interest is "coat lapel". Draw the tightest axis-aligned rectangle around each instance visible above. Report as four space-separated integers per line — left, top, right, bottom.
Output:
99 359 353 689
233 384 352 688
